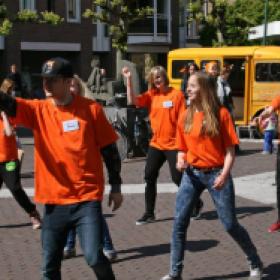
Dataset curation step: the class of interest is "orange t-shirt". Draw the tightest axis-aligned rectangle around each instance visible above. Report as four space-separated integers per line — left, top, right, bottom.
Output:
136 87 186 150
0 119 18 162
271 96 280 110
14 95 118 205
176 107 239 168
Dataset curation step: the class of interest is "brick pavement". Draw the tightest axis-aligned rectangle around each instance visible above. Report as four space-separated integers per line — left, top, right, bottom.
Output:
0 141 279 280
0 193 280 279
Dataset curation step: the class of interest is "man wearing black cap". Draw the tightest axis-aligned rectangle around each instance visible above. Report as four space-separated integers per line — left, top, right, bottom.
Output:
0 57 122 279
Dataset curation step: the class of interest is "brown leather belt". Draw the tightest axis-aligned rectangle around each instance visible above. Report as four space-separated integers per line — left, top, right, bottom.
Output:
189 165 222 173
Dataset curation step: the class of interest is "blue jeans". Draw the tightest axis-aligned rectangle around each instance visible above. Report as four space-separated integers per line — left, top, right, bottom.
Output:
263 130 274 153
41 201 115 280
169 167 262 277
64 215 114 252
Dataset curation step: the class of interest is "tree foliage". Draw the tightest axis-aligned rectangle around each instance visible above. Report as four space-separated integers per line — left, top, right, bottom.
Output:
188 0 228 46
83 0 153 54
225 0 280 46
188 0 280 46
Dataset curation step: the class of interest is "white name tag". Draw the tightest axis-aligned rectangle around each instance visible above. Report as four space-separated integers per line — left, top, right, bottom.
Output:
163 100 173 108
62 120 79 132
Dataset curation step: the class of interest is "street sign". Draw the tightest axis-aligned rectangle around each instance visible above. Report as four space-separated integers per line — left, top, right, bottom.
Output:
249 21 280 40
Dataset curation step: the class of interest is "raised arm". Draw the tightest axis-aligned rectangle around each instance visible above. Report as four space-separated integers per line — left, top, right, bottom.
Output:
121 67 137 105
1 111 14 136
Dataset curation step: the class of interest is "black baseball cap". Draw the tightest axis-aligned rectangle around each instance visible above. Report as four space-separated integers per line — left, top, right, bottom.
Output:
41 57 73 78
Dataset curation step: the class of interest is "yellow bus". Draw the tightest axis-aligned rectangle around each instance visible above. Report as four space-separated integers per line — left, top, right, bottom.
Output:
167 46 280 126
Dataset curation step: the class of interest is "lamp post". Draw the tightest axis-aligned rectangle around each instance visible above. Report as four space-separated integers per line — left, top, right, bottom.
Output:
263 0 268 45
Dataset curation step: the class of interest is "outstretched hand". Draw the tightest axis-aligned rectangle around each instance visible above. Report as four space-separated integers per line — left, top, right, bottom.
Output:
108 192 123 211
122 67 131 79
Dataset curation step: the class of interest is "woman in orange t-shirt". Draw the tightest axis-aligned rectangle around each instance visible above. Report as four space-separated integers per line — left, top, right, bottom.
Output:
122 66 203 225
0 78 41 230
161 72 262 280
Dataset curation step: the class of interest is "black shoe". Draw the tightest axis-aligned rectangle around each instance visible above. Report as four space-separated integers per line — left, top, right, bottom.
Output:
191 200 204 220
63 247 76 259
136 213 155 225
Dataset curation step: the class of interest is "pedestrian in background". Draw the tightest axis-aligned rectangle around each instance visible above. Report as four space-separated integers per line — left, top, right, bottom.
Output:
0 57 122 280
161 72 263 280
7 64 22 97
205 61 219 77
206 61 241 153
180 63 200 102
0 78 41 230
217 64 234 117
259 112 277 155
122 65 204 225
63 75 119 261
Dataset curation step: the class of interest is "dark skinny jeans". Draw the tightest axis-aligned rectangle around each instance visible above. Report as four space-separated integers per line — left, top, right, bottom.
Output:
0 160 35 214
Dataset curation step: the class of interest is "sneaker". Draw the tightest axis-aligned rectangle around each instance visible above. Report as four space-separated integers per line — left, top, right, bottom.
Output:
248 263 263 280
261 151 270 155
160 274 182 280
191 200 204 220
103 249 117 262
135 213 155 225
63 247 76 259
268 220 280 233
30 210 42 230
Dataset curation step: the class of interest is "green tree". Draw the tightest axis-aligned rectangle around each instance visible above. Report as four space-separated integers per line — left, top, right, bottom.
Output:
187 0 280 46
84 1 153 55
225 0 280 46
83 0 153 76
188 0 229 46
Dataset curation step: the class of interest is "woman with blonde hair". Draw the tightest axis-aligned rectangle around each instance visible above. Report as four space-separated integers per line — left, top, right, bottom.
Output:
0 78 41 229
122 65 203 224
0 78 15 96
161 72 262 280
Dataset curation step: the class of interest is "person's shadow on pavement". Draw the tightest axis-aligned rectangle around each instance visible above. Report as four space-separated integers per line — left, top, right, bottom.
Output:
114 239 219 263
193 261 280 280
200 206 274 221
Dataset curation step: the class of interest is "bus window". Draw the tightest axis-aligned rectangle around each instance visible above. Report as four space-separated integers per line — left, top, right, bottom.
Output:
256 63 280 82
200 60 220 72
171 60 194 79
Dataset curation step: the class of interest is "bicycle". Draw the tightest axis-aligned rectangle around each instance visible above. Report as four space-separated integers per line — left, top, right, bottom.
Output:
106 96 150 160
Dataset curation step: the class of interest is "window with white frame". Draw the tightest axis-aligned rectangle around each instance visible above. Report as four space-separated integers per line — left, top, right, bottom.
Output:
19 0 35 11
66 0 81 23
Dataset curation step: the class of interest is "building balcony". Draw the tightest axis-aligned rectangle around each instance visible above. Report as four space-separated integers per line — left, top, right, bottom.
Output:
127 16 171 45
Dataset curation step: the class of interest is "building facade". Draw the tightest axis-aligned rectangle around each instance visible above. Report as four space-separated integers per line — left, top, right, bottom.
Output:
1 0 180 94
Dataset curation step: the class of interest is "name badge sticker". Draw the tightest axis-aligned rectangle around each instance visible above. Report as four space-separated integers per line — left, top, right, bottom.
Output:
163 100 173 108
62 119 79 132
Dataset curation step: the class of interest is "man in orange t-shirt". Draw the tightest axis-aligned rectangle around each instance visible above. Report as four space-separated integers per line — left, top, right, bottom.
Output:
0 57 122 280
